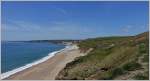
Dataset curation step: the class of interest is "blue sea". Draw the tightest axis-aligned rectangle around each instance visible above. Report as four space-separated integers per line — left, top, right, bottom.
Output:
1 41 65 78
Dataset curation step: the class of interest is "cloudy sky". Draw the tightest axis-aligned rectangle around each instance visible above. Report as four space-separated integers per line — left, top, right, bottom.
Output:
1 1 149 41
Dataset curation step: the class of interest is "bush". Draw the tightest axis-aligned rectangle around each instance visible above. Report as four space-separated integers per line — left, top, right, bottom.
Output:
122 62 141 71
97 68 125 80
111 68 124 78
98 71 113 80
133 74 149 80
139 43 146 53
142 54 149 62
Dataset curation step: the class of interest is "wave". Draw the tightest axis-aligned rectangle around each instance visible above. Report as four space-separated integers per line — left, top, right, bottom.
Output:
1 45 77 79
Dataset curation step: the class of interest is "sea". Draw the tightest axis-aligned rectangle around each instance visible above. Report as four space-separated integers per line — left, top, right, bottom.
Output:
1 41 66 79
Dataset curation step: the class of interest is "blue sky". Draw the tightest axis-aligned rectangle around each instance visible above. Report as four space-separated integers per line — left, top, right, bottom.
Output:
2 1 149 41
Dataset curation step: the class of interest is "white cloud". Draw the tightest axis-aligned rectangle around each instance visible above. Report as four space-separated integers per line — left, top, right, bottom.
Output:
57 8 67 15
2 19 94 36
51 21 66 25
122 25 133 32
2 20 43 32
52 6 68 15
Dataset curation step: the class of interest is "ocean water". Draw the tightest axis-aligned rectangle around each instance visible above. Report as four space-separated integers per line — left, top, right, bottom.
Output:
1 42 65 76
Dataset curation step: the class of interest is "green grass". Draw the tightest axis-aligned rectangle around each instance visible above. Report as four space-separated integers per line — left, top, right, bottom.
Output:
99 68 125 80
139 43 148 54
122 61 142 71
111 68 124 78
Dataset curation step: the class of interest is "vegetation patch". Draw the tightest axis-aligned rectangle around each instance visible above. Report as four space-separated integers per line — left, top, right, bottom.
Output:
139 43 147 53
122 61 142 71
142 54 149 62
111 68 124 78
133 74 149 80
56 31 149 80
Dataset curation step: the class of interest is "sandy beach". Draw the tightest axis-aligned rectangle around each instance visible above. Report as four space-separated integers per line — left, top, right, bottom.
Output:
4 45 85 80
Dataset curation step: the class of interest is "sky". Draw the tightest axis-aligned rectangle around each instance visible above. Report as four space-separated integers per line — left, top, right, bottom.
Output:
1 1 149 41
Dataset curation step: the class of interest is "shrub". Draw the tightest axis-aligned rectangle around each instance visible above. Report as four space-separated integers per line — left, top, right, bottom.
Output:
139 43 146 53
142 54 149 62
97 68 124 80
111 68 124 78
133 74 149 80
122 62 141 71
98 71 113 80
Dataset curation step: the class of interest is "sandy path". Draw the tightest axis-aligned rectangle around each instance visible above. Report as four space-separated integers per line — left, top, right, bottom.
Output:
5 45 84 80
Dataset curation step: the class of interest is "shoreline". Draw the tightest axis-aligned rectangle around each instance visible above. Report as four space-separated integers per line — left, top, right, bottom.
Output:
3 44 84 80
1 45 68 79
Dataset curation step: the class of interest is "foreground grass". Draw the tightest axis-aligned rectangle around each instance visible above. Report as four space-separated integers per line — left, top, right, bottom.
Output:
133 73 149 80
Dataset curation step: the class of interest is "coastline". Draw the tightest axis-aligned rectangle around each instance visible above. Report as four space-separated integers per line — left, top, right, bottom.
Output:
3 44 84 80
1 45 68 79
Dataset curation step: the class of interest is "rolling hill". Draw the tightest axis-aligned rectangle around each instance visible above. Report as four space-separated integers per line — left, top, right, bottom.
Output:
56 31 149 80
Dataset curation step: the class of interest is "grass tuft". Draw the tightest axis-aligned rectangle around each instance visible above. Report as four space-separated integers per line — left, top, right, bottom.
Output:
122 62 141 71
133 74 149 80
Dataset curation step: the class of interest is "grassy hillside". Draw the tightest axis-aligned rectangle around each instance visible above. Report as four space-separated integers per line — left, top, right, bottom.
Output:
56 31 149 80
